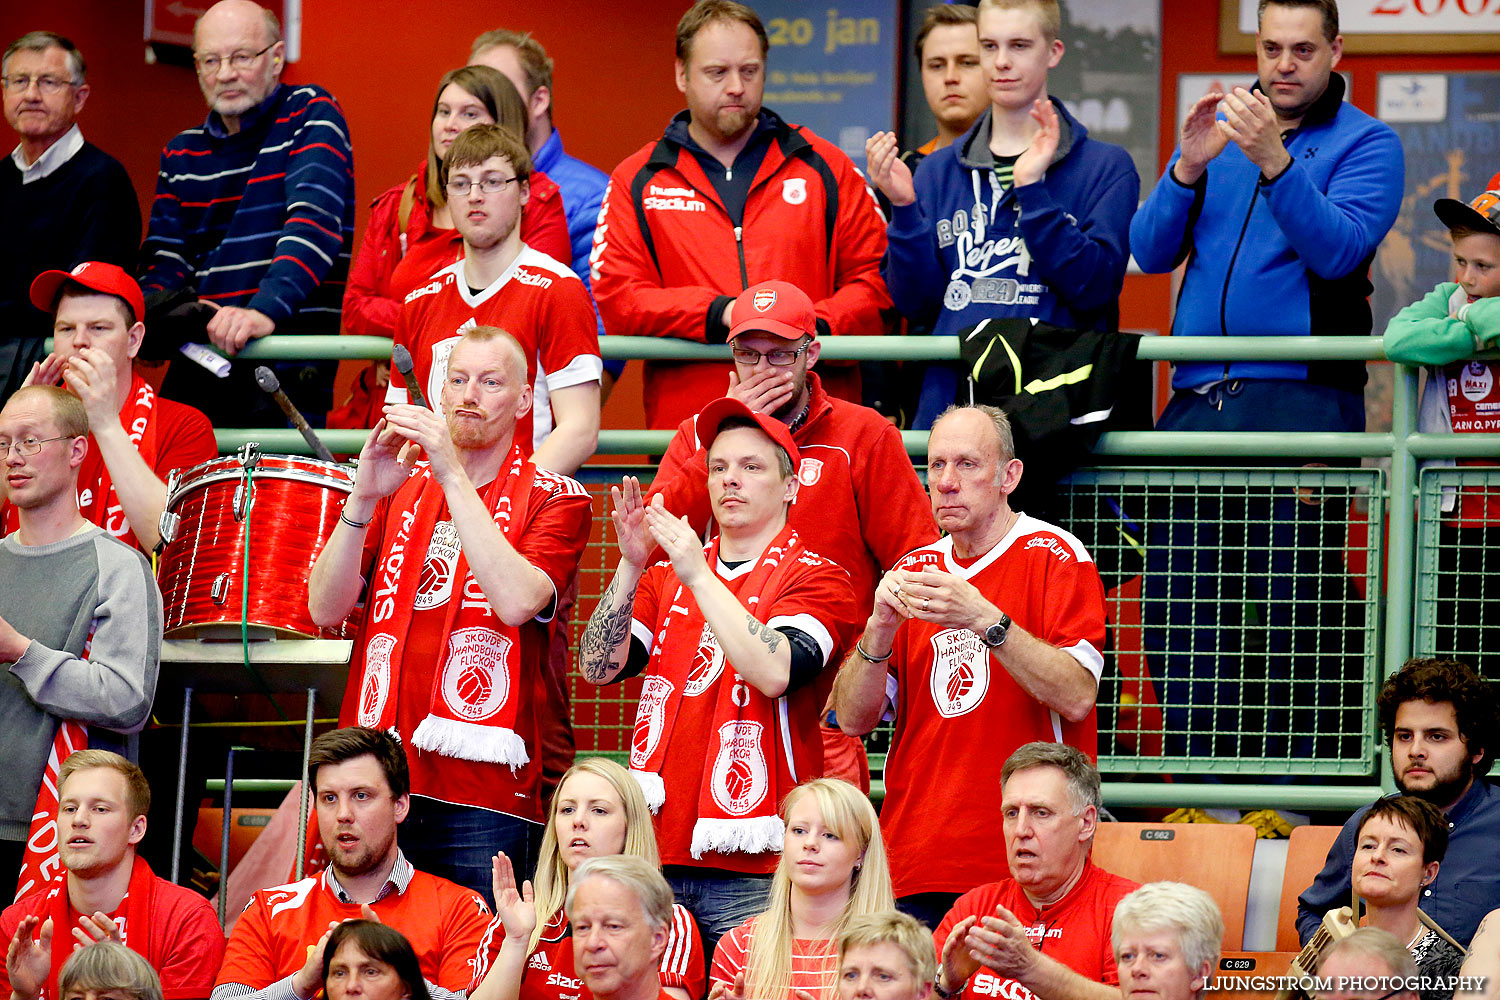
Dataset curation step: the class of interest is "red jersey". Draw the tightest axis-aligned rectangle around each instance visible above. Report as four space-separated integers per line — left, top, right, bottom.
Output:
343 161 572 340
592 110 891 429
0 865 223 1000
352 467 592 819
650 372 937 609
710 917 838 1000
390 249 601 454
216 862 491 994
881 521 1107 898
469 905 704 1000
629 550 861 872
933 862 1138 999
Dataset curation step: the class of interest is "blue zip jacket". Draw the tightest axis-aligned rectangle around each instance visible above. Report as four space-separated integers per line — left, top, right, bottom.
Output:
882 98 1137 426
1130 74 1402 392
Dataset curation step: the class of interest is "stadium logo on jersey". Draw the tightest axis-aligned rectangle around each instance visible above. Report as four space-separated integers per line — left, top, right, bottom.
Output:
710 721 769 816
928 628 990 718
782 178 807 205
970 972 1033 999
441 627 513 721
684 624 726 696
515 268 553 289
645 184 707 213
359 634 396 726
414 520 461 610
404 279 445 303
1023 535 1073 563
632 676 675 768
797 458 823 486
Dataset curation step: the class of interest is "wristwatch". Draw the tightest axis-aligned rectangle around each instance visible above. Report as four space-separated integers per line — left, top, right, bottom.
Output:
979 612 1012 649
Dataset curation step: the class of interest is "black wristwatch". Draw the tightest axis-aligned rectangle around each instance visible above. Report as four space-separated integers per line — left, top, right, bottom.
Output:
979 612 1012 649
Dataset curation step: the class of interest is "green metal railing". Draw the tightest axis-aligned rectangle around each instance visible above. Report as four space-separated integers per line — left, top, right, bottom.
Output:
199 334 1500 811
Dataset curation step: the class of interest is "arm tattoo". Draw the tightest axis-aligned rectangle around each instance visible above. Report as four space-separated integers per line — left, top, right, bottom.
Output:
745 615 783 654
580 574 637 682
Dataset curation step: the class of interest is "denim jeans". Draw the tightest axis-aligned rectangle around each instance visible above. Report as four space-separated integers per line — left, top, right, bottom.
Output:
399 795 541 910
664 867 773 971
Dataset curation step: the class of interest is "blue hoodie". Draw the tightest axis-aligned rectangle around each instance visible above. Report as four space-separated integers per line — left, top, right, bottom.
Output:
1130 74 1402 393
882 99 1138 427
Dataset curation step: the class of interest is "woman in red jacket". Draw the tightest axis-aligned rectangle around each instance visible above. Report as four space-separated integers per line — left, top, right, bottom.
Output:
334 65 569 427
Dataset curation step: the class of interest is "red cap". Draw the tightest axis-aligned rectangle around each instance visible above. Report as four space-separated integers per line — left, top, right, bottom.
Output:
30 262 146 323
727 280 817 342
697 396 802 471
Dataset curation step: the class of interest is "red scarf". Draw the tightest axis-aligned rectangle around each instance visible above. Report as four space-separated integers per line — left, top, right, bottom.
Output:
349 446 538 767
15 621 97 903
629 526 808 858
25 856 157 1000
1 375 159 546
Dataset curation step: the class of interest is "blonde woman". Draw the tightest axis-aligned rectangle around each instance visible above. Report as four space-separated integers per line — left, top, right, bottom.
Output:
710 779 895 1000
468 758 705 1000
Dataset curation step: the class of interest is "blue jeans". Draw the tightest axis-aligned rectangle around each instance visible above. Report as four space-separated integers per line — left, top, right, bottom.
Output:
399 796 541 910
1141 380 1367 764
665 867 773 970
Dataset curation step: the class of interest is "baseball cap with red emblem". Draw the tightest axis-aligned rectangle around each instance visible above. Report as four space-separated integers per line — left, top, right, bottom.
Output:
1435 190 1500 241
727 279 818 342
696 396 802 471
30 262 147 324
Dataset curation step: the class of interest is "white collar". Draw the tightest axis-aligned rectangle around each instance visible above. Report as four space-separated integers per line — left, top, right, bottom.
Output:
10 125 84 183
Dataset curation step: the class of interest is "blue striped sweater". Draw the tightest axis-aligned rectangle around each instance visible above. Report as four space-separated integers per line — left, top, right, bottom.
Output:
140 82 354 334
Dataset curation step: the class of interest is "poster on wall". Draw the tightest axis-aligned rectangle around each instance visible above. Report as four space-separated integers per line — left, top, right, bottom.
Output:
1048 0 1161 189
147 0 301 62
1371 72 1500 333
756 0 899 164
1221 0 1500 53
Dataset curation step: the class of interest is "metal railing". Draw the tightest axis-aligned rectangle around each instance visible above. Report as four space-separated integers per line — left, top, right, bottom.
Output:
199 334 1500 811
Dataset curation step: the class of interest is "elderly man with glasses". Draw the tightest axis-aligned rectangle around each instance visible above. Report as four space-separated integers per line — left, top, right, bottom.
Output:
1 31 139 403
0 384 162 888
139 0 355 427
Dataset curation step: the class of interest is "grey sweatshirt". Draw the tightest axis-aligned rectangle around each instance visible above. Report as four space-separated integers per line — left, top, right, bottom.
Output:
0 526 161 840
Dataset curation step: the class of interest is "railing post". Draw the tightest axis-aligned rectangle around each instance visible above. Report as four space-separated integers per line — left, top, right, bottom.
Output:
1384 365 1421 679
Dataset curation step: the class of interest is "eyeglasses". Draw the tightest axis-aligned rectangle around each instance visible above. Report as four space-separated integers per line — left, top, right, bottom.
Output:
1 74 78 95
0 435 76 458
193 42 276 76
731 342 812 367
445 176 522 197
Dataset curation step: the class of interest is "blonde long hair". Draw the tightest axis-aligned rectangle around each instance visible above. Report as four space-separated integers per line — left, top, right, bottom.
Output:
529 758 660 955
743 779 895 1000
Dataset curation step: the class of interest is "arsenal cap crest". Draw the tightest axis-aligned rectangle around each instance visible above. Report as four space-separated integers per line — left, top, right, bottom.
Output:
728 279 818 342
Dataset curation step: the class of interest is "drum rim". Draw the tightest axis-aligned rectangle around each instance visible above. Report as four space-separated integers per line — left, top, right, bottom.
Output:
166 453 355 507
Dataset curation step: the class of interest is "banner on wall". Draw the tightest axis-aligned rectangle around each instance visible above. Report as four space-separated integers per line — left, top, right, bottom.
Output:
1371 72 1500 333
757 0 899 163
147 0 301 62
1222 0 1500 53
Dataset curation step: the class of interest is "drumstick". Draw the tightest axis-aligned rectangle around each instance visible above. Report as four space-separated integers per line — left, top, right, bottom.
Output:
390 345 430 410
253 366 337 463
